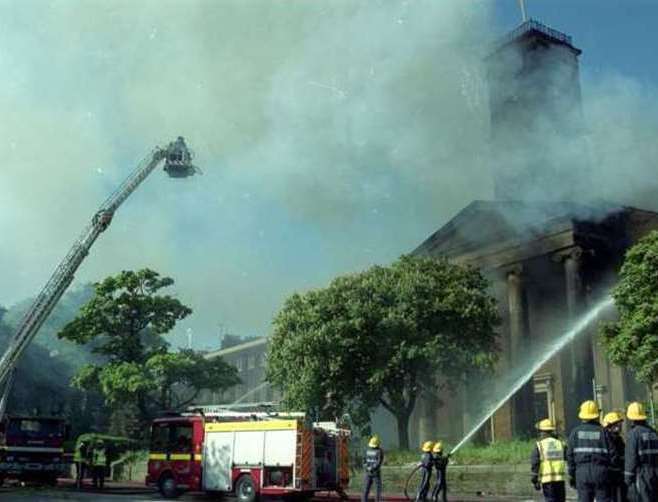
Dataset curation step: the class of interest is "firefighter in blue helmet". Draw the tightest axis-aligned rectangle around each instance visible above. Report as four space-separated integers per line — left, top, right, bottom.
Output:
430 441 448 502
415 441 434 502
624 402 658 502
566 400 616 502
531 419 566 502
362 436 383 502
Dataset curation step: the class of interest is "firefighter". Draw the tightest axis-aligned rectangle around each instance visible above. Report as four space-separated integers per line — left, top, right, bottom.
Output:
91 439 107 490
531 418 566 502
566 400 616 502
624 401 658 502
73 439 88 489
603 411 627 502
362 435 383 502
430 441 448 502
415 441 434 502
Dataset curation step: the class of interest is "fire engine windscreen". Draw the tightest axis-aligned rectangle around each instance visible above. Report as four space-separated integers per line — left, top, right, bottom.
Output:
6 418 65 441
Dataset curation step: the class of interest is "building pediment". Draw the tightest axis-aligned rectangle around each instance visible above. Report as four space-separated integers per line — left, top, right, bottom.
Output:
413 200 628 269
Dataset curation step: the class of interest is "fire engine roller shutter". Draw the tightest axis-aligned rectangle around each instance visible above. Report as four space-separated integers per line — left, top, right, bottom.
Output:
234 431 265 466
202 431 233 491
264 429 296 466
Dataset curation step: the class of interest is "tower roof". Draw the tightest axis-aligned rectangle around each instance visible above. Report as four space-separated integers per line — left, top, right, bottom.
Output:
493 19 581 56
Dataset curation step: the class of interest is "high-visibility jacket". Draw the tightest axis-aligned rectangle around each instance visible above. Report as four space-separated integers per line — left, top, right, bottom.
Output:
92 447 107 467
73 443 88 463
537 437 566 483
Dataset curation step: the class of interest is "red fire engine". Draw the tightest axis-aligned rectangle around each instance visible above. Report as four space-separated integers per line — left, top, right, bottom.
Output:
0 414 69 485
146 406 350 500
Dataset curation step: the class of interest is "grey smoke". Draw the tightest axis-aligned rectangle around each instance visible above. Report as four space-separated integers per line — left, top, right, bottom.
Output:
0 1 656 348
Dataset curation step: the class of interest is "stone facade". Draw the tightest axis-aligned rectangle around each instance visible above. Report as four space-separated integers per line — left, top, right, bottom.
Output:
200 337 280 405
410 201 658 443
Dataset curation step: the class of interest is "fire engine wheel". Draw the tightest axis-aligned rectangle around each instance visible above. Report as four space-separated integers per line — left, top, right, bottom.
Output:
158 475 180 499
235 475 257 502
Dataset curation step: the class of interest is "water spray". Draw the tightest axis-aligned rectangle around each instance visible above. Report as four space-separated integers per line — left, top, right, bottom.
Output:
449 296 614 456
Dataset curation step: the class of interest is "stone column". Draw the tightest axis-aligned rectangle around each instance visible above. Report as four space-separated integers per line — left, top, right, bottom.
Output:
506 266 534 437
557 246 595 429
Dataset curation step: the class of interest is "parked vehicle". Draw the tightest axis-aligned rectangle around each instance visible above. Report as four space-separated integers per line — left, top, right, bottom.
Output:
0 415 69 485
146 406 350 500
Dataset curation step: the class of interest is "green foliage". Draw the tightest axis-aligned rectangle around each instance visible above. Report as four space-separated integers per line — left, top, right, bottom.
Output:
601 231 658 385
362 440 534 466
59 269 239 432
267 255 500 448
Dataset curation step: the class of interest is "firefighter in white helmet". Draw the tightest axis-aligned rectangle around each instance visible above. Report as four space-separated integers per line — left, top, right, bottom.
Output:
531 418 566 502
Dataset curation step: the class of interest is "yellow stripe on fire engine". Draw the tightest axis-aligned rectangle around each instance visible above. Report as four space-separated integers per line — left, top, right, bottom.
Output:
205 419 298 432
170 453 194 461
149 453 167 460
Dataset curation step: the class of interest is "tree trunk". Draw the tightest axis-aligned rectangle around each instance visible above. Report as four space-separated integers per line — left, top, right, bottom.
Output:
396 413 410 450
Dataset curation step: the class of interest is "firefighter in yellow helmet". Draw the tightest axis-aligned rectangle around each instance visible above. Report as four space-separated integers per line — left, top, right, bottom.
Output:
531 419 566 502
430 441 448 502
602 411 627 502
415 441 434 502
566 400 617 502
362 435 383 502
624 402 658 502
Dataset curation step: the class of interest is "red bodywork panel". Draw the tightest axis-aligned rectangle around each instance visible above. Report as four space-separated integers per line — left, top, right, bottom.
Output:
146 416 204 490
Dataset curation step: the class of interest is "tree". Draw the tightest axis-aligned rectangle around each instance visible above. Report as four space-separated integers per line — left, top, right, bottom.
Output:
601 230 658 395
267 255 500 448
59 269 239 433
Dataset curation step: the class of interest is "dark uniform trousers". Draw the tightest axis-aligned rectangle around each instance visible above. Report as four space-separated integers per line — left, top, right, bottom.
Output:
609 432 628 502
567 422 616 502
415 452 433 502
362 447 383 502
430 454 447 502
625 423 658 502
542 481 566 502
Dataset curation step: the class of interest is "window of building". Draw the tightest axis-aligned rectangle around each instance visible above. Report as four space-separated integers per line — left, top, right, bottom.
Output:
533 373 554 423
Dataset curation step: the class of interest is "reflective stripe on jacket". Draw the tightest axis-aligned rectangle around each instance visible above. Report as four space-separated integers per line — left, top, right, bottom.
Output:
537 437 566 483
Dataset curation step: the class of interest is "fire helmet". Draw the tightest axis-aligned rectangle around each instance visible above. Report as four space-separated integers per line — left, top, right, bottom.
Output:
578 400 600 420
421 441 434 452
432 441 443 453
602 411 624 427
537 418 556 432
368 436 380 448
627 402 648 421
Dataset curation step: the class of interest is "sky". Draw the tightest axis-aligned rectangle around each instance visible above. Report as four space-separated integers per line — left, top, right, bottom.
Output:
1 0 658 350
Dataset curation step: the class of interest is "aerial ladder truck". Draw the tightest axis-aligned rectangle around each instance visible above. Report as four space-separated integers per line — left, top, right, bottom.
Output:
0 136 197 485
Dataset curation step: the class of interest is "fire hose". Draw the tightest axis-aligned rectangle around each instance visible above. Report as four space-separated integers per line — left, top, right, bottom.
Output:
403 464 422 501
403 456 451 501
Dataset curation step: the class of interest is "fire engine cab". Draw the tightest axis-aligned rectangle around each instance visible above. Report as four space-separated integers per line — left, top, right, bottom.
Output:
146 406 350 500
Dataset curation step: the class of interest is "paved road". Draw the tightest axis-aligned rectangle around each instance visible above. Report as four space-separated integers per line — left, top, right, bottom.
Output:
0 482 540 501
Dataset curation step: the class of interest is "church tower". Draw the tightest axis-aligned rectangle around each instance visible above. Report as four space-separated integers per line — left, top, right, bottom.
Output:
486 20 588 201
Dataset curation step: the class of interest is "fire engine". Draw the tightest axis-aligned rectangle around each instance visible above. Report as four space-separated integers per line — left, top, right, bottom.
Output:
146 406 350 500
0 414 69 485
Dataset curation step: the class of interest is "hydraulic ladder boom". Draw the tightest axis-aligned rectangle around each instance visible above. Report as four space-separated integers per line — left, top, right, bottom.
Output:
0 137 196 398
